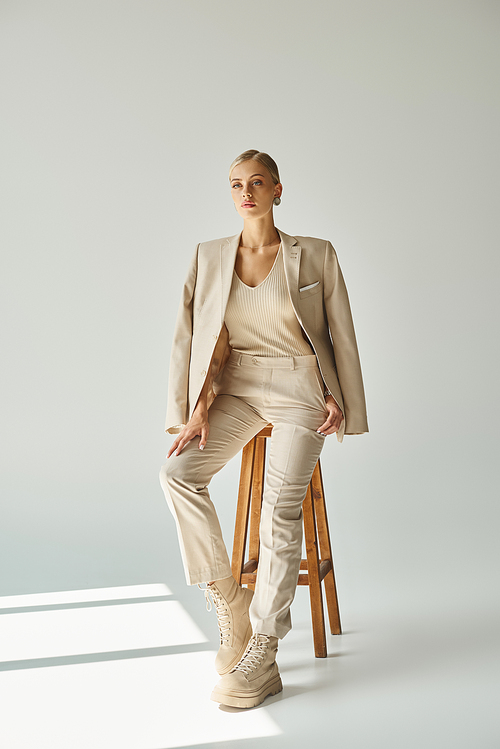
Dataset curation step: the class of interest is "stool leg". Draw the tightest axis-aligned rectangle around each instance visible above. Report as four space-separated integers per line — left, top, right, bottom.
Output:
247 435 266 591
231 438 256 584
311 462 342 635
303 482 327 658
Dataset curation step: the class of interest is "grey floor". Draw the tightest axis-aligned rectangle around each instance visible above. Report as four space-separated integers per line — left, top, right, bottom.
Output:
0 574 498 749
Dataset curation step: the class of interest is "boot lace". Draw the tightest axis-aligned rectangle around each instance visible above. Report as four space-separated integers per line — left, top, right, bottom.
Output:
198 583 231 646
233 633 271 675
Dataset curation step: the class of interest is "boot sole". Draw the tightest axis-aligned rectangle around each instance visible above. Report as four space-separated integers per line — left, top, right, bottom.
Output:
210 674 283 709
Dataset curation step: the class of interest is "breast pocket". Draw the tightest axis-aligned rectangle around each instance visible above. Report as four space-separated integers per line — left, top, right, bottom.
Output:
299 281 321 299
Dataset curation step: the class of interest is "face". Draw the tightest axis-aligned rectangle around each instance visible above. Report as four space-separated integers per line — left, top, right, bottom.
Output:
230 160 282 219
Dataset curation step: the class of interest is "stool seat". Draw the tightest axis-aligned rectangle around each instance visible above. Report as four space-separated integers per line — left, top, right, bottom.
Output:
231 424 342 658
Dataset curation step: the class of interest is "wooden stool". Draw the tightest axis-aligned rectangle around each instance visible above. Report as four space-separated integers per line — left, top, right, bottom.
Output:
231 424 342 657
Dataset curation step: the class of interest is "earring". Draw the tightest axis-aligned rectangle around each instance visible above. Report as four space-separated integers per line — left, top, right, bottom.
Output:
273 197 281 206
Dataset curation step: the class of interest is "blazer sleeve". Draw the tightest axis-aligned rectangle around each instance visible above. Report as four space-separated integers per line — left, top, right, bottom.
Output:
164 243 199 434
323 241 368 434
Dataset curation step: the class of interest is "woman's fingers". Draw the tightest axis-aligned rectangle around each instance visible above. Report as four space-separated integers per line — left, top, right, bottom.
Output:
174 439 186 456
317 421 336 434
317 421 337 435
199 425 209 451
316 408 344 436
166 437 181 459
175 432 194 456
325 414 344 435
167 430 194 458
167 422 209 457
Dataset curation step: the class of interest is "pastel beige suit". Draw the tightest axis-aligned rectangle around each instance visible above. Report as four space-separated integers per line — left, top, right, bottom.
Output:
160 226 368 638
165 226 368 443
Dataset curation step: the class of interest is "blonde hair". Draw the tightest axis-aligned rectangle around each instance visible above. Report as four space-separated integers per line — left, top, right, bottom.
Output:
229 149 280 185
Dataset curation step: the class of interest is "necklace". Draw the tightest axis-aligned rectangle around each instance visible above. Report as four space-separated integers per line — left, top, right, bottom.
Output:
240 235 280 250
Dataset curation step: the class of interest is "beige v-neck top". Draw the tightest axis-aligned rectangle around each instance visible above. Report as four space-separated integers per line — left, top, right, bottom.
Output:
224 243 314 357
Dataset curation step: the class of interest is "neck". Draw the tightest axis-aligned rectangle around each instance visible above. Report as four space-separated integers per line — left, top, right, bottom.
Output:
240 217 280 250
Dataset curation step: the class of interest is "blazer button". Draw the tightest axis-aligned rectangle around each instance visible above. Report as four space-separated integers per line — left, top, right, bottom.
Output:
213 334 218 340
201 370 206 377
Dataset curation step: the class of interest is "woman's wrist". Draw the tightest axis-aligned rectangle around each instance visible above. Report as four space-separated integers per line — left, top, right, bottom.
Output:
193 396 208 414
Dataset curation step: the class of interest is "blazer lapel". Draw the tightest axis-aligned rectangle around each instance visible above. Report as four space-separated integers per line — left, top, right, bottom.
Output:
219 230 242 325
219 227 301 324
277 227 301 313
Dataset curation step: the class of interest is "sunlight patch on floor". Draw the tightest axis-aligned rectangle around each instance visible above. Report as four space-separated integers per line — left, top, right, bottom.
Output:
0 583 172 609
0 651 281 748
0 600 207 662
0 586 281 748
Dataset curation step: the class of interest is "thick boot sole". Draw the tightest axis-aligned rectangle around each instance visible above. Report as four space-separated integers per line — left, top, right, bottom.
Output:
210 674 283 709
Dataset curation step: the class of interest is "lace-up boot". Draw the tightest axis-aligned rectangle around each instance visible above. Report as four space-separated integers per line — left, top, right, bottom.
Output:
210 632 282 708
201 576 254 676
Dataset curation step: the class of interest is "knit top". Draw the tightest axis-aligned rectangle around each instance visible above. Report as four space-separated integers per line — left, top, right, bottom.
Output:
224 242 314 357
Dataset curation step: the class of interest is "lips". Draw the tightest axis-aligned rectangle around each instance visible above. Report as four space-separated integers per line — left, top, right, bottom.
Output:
241 202 255 207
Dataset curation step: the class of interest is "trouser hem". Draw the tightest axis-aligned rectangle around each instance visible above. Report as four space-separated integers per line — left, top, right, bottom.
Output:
250 618 291 640
186 564 233 586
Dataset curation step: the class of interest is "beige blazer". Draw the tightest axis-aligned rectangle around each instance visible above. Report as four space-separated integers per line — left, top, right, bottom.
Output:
165 226 368 443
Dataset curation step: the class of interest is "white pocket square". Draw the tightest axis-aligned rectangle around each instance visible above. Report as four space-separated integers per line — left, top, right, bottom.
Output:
299 281 320 292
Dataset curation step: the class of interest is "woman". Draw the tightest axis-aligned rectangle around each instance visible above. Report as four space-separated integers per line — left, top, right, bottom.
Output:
159 149 368 708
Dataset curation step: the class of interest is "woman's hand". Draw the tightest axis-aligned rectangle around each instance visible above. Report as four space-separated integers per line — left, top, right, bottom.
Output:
167 405 210 458
316 395 344 437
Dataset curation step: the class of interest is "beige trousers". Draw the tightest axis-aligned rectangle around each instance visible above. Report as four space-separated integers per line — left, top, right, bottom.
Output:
159 350 328 639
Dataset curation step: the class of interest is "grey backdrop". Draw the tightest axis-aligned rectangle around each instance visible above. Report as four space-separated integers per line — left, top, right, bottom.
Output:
1 0 499 719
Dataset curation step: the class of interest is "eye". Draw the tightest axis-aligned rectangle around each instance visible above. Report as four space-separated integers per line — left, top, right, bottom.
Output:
231 183 241 189
253 180 262 186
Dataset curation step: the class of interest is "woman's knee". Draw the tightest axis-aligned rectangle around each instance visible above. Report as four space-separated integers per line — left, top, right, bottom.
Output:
159 457 183 491
159 447 196 490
